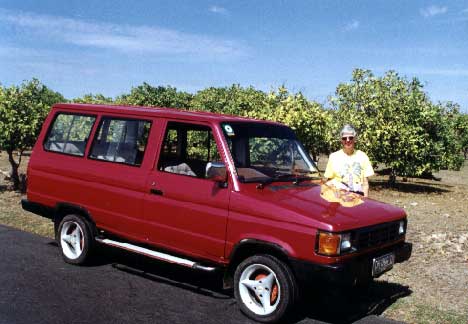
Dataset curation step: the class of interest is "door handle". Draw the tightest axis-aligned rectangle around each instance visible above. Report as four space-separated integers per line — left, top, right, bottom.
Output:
150 188 164 196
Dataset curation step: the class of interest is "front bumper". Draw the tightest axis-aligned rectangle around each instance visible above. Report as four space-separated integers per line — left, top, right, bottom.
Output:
289 242 412 286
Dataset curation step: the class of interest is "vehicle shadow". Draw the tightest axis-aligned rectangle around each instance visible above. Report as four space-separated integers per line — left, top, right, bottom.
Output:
91 244 229 298
292 281 411 324
84 244 410 324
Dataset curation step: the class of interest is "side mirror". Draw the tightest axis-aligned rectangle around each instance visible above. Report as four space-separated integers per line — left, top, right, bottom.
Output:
206 162 227 183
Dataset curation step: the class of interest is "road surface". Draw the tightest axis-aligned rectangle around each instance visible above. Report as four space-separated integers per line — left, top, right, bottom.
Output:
0 225 406 324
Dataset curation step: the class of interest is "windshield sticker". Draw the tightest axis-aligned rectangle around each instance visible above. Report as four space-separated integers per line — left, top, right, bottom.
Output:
224 124 235 136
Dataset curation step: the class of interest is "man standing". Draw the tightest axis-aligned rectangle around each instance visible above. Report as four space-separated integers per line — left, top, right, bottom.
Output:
324 125 374 197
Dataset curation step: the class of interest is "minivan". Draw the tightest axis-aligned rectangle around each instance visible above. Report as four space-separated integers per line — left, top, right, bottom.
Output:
23 103 411 323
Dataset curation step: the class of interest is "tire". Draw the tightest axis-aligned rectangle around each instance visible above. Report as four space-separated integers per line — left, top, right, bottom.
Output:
57 215 94 265
234 254 298 323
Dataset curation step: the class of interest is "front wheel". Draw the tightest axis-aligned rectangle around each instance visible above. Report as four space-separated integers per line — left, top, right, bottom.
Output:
57 215 93 265
234 255 298 323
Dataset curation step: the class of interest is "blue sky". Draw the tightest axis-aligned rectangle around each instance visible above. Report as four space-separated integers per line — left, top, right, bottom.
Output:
1 0 467 111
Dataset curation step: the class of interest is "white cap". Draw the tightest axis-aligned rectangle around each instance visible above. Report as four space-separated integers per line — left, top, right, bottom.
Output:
340 124 357 137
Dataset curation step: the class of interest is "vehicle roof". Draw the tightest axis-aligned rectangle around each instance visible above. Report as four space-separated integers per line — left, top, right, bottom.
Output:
52 103 283 126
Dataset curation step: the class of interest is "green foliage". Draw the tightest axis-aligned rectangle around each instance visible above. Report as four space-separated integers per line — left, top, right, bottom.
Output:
190 84 268 115
116 83 192 108
331 69 465 181
455 112 468 159
72 93 114 104
1 73 466 188
0 79 65 189
259 87 334 161
191 85 333 161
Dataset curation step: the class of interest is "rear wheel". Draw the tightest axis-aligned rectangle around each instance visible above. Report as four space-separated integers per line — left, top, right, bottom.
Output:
57 215 93 265
234 255 297 323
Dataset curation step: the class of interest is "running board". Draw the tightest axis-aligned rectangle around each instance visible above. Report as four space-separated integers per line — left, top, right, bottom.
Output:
95 238 217 272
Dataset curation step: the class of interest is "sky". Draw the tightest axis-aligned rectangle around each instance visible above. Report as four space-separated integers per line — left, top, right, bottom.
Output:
1 0 467 112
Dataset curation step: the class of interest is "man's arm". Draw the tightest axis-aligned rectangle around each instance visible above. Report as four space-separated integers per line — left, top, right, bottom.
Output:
362 177 369 197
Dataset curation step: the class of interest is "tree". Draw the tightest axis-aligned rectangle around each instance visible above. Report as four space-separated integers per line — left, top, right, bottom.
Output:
190 84 268 115
0 79 65 190
72 93 114 104
191 85 333 161
454 112 468 159
116 83 192 108
261 87 334 162
331 69 464 184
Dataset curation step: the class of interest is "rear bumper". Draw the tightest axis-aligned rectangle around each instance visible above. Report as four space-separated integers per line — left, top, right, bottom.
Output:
289 242 412 286
21 199 54 220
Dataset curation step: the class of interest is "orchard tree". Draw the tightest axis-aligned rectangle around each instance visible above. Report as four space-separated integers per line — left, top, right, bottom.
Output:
331 69 464 183
431 102 464 171
454 111 468 159
0 79 65 190
190 84 268 115
72 93 114 104
116 83 192 108
252 87 334 162
191 85 334 161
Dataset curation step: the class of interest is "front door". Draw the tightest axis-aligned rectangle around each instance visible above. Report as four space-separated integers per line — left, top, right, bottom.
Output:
143 120 229 260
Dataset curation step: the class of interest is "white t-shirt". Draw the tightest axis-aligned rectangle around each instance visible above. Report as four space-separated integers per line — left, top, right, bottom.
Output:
324 149 374 192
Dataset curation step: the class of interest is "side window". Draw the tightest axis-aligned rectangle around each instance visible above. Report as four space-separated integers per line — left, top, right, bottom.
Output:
44 113 96 156
158 122 222 178
89 117 151 166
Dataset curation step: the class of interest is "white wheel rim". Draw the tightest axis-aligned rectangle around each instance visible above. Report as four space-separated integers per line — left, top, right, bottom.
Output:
60 221 84 260
238 263 281 316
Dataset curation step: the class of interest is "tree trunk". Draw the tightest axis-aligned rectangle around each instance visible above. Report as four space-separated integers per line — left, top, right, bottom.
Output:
7 150 20 191
388 168 397 187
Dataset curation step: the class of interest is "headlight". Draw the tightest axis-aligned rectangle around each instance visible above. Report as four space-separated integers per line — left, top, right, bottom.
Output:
317 231 352 256
399 220 406 235
340 233 352 252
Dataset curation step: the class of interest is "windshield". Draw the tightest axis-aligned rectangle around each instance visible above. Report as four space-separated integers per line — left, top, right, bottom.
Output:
220 122 319 183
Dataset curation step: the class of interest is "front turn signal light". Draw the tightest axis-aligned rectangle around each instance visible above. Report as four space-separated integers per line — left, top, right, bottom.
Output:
318 232 341 256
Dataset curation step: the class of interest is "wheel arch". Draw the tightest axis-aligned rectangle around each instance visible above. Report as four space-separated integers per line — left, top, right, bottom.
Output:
223 239 292 290
54 203 97 236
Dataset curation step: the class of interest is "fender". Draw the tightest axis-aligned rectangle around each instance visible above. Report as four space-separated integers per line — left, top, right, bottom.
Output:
223 238 291 289
55 202 96 228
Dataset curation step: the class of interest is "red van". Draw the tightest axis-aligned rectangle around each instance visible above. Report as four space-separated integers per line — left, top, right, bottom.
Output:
22 103 411 323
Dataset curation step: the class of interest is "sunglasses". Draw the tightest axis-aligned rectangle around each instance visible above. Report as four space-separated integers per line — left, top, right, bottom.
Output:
341 136 354 141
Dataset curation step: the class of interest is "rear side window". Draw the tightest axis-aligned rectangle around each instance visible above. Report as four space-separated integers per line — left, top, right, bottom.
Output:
44 113 96 156
89 117 151 166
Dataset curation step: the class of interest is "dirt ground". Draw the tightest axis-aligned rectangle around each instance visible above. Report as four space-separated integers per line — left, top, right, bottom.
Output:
1 151 467 323
371 168 468 323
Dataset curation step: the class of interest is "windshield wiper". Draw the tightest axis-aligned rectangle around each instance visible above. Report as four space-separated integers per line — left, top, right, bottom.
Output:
255 174 297 189
255 174 322 189
292 176 322 185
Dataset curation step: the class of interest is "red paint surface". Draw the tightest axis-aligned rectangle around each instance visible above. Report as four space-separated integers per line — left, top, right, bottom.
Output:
28 103 407 265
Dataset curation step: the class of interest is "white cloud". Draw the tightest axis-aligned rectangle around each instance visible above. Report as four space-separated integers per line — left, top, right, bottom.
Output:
344 20 359 31
420 5 448 18
0 8 246 58
209 6 228 15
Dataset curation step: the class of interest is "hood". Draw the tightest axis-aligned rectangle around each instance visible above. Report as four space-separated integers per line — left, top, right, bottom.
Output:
235 182 406 232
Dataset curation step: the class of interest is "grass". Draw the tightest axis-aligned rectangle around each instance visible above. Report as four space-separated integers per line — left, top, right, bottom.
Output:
386 300 468 324
0 190 54 238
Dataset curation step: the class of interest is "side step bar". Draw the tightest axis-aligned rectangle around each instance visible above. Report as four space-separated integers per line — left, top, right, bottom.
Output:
95 238 217 272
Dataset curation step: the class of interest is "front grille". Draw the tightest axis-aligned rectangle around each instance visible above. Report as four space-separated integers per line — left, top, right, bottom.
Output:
354 221 402 250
